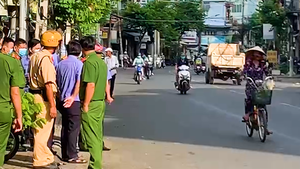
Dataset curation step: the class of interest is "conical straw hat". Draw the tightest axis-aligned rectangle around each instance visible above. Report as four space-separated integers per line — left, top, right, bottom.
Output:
246 46 266 55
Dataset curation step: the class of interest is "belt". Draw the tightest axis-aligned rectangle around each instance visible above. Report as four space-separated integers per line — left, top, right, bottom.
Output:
29 89 43 94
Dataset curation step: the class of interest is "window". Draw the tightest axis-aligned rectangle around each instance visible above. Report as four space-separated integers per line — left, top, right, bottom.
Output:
232 4 242 13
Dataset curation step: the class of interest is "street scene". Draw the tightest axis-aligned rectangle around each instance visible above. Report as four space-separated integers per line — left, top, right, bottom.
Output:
4 67 300 169
1 0 300 169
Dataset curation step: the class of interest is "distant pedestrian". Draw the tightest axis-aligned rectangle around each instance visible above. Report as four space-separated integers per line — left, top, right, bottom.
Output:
105 48 119 98
56 40 87 163
79 36 113 169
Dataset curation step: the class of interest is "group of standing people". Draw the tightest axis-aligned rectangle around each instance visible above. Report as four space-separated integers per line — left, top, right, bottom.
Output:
0 29 117 169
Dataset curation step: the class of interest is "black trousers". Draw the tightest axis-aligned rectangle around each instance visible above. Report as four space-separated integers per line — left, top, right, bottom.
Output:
110 74 116 97
58 101 81 159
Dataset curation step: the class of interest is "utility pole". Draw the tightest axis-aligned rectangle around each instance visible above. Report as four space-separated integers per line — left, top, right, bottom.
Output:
117 2 124 67
108 15 112 48
241 0 245 49
19 0 27 40
35 0 48 39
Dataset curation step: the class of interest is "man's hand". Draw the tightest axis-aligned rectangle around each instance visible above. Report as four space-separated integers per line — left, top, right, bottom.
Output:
50 106 57 118
13 118 22 133
106 96 114 104
63 96 75 108
82 104 89 113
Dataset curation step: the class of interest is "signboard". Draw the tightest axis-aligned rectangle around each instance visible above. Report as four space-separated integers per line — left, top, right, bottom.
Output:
140 43 147 49
267 50 277 64
182 31 197 43
102 32 108 39
263 24 274 40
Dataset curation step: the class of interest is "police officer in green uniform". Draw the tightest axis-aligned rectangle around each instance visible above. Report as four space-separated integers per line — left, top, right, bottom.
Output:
0 39 23 167
79 36 108 169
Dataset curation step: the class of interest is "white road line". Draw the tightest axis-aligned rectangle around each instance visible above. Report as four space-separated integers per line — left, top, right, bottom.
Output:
280 103 300 110
229 90 244 95
189 98 300 144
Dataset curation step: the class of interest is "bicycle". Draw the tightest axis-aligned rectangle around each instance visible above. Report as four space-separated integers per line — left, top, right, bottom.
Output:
245 76 274 142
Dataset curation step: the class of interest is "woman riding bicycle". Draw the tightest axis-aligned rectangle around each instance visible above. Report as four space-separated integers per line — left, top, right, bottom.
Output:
242 46 272 135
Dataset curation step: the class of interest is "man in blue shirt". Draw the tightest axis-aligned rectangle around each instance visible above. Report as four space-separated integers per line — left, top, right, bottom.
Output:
56 40 86 163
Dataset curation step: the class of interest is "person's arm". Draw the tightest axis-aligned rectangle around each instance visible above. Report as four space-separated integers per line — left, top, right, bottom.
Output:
11 86 22 132
81 62 96 112
41 57 57 118
83 83 95 107
115 56 119 68
133 58 136 66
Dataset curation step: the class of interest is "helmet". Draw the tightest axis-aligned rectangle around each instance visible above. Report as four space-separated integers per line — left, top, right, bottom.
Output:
41 30 62 47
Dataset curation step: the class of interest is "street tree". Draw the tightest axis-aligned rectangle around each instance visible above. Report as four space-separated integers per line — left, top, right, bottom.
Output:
52 0 116 35
247 0 288 54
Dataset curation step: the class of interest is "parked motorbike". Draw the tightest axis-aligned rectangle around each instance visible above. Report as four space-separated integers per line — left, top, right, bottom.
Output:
5 129 20 161
175 65 191 94
134 66 143 84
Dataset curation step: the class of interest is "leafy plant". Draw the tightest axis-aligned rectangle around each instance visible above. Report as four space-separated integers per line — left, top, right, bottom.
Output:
12 92 46 129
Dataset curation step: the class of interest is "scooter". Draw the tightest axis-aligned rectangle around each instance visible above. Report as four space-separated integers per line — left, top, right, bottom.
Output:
134 66 143 84
175 65 191 94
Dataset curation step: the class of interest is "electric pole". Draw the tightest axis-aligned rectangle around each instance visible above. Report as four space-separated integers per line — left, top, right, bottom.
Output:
241 0 245 49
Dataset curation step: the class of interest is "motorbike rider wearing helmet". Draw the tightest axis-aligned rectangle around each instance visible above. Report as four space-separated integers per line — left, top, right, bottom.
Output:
133 53 145 78
243 46 272 135
175 54 189 87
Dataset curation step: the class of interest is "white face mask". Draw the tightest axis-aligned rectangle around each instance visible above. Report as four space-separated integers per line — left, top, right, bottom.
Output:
33 49 40 53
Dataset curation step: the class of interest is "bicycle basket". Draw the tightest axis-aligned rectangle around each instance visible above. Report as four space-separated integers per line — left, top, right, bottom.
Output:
252 89 273 105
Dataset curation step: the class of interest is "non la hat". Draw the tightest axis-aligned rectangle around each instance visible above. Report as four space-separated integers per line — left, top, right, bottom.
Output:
105 47 113 52
246 46 266 55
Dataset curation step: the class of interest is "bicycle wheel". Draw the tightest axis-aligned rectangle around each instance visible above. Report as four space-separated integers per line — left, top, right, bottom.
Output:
246 119 254 137
5 131 19 161
258 108 267 142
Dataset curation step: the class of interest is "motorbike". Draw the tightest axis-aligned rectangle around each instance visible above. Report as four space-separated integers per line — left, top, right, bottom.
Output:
134 65 143 84
144 63 151 79
245 76 274 143
176 65 191 94
5 129 20 161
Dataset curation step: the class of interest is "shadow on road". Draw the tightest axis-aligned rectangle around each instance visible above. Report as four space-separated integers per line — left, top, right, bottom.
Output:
5 154 32 168
104 86 300 158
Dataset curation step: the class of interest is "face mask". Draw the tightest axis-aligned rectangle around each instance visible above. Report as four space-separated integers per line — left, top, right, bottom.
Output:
8 49 13 55
19 48 28 57
181 56 185 59
78 51 83 58
137 56 141 59
33 49 40 53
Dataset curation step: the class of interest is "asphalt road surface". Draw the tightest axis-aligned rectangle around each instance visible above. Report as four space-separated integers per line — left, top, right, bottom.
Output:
103 67 300 169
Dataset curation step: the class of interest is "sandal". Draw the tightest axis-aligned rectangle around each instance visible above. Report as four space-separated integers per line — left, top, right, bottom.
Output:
68 157 87 164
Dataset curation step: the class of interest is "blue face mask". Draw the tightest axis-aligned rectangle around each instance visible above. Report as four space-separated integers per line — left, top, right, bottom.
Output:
181 56 185 60
8 49 13 55
19 48 28 57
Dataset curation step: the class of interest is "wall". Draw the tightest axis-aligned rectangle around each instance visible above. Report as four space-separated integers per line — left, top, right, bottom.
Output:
230 0 259 24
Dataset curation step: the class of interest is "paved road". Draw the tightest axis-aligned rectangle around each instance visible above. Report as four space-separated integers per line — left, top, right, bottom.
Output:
103 67 300 169
4 67 300 169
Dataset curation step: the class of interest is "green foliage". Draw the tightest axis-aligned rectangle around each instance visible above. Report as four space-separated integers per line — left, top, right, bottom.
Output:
12 92 46 130
53 0 116 35
122 0 205 44
247 0 288 53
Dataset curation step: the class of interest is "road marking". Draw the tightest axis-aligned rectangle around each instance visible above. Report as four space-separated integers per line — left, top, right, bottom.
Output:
280 103 300 110
229 90 244 95
189 98 300 144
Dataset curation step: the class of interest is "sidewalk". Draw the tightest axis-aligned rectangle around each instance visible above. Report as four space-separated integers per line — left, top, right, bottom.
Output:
272 70 300 84
3 113 90 169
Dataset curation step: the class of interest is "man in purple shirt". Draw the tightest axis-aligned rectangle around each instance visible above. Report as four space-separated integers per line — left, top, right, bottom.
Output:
56 40 86 163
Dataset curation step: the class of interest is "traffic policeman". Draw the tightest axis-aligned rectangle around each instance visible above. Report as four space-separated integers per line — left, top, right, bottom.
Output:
29 30 61 168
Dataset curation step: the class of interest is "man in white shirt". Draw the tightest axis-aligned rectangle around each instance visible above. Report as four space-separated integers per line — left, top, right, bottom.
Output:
105 48 119 98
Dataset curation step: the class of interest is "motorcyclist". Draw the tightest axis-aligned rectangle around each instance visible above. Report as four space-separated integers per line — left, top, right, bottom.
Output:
142 54 150 78
133 53 145 78
242 46 272 135
175 54 189 88
123 51 130 68
148 55 154 75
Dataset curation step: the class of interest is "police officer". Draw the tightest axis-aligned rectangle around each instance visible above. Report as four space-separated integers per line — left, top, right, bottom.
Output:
29 30 61 169
0 40 23 167
79 36 112 169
